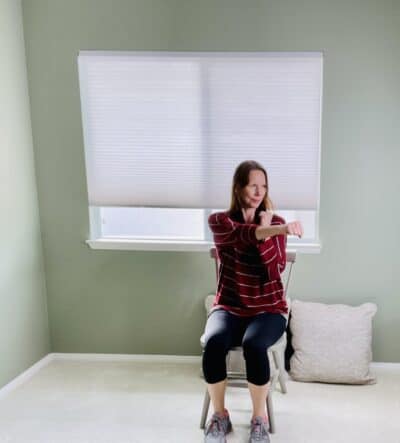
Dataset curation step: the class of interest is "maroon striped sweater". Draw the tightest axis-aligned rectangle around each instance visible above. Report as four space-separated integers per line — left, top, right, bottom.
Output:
208 210 288 317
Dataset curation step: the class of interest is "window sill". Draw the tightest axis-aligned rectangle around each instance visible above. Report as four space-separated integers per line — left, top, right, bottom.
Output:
86 238 321 253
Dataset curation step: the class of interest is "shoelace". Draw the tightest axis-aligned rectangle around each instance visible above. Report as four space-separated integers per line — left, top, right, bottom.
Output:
206 416 224 437
251 420 267 441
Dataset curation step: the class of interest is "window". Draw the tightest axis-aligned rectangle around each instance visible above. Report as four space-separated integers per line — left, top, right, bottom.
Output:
78 51 323 252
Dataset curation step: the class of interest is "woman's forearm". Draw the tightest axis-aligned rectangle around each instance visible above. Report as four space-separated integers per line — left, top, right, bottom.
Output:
255 224 286 240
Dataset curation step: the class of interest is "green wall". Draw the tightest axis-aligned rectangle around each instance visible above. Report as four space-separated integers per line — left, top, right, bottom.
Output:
0 0 50 389
21 0 400 361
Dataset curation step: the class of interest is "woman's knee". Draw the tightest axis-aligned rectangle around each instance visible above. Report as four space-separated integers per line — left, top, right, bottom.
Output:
241 337 267 357
202 333 230 384
204 332 231 355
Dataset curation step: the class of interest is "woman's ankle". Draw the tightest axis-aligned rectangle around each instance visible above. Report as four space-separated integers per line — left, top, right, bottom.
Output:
251 413 268 423
214 408 229 417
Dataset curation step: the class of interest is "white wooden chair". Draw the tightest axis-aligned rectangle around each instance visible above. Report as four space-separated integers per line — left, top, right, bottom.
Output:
199 248 296 433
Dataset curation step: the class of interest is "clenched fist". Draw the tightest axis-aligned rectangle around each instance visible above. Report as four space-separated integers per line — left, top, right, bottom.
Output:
285 221 303 238
258 210 274 227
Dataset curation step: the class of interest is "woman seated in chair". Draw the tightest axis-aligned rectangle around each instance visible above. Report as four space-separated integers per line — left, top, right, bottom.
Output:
203 160 303 443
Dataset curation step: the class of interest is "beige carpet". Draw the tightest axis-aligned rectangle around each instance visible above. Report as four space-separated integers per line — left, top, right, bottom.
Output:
0 358 399 443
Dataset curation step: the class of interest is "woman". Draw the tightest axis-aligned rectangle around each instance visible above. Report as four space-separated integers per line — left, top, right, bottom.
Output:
203 160 303 443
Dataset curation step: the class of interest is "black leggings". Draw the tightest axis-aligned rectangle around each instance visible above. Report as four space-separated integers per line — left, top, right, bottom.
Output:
202 309 286 386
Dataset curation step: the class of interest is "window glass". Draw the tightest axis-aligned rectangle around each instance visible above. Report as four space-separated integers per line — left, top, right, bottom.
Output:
99 207 317 244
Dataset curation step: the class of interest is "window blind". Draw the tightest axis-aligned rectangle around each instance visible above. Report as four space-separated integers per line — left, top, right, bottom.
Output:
78 51 322 210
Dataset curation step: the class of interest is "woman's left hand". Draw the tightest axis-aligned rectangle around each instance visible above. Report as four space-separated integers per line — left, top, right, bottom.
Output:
259 210 274 227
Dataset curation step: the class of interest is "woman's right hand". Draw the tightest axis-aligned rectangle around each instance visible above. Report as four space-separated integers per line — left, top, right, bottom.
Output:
285 221 303 238
258 210 274 227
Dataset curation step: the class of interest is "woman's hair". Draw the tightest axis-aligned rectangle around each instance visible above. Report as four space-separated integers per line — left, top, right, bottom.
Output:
228 160 273 217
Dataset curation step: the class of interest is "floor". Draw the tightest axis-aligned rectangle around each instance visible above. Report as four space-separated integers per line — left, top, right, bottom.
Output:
0 358 399 443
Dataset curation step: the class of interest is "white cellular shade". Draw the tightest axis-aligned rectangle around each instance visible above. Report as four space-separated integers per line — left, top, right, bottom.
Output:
78 51 322 210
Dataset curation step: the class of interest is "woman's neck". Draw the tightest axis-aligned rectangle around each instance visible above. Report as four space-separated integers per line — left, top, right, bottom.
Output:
241 207 256 223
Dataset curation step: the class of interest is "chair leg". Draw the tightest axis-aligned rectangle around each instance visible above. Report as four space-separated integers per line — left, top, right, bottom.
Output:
272 349 287 394
200 388 210 429
266 367 280 433
266 390 276 434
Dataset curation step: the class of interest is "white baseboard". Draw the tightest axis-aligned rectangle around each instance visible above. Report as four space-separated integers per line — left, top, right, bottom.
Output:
1 353 398 400
0 354 53 400
51 352 201 364
370 361 400 369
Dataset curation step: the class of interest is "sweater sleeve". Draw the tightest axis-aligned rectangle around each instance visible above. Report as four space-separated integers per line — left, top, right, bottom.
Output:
208 212 259 249
257 217 287 280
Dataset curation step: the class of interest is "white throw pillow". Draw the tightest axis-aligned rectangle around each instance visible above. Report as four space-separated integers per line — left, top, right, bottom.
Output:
289 299 377 384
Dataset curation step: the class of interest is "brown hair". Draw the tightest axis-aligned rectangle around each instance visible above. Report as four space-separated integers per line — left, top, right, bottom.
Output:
228 160 273 218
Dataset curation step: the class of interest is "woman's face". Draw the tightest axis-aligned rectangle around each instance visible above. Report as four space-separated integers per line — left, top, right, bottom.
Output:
239 169 267 209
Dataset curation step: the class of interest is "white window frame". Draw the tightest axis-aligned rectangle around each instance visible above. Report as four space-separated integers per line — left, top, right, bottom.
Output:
86 207 321 253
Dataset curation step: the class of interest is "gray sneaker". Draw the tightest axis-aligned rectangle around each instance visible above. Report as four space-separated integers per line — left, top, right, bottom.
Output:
249 416 270 443
204 411 232 443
